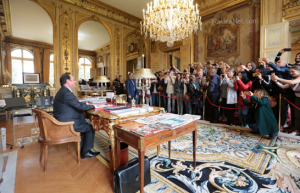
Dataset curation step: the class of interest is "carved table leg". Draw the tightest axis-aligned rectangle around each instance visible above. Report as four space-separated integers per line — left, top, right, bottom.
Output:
107 121 117 171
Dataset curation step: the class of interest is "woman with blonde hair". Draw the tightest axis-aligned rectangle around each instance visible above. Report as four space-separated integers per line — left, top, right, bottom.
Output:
241 89 278 139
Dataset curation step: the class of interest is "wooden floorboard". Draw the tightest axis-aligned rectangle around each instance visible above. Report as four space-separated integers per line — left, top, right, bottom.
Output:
0 116 114 193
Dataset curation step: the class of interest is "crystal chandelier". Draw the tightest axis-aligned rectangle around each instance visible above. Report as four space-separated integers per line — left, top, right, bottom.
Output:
140 0 202 47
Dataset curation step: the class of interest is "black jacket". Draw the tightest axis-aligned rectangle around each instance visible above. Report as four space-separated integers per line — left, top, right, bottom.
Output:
53 86 95 132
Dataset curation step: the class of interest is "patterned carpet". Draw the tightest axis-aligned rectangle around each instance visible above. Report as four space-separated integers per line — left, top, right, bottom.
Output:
94 122 300 193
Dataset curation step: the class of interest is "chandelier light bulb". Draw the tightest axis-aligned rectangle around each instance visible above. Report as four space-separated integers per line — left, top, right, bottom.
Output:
141 0 202 47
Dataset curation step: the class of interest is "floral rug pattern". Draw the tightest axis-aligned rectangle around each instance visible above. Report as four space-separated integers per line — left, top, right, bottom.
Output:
94 123 300 193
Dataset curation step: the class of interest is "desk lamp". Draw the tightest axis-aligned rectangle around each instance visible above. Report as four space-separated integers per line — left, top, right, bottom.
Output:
93 76 110 99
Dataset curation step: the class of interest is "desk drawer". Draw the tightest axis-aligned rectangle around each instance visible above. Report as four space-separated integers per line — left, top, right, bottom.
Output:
145 131 173 146
176 124 194 135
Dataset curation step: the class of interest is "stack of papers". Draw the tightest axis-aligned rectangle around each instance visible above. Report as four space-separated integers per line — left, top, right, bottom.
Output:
128 124 169 136
110 108 140 116
134 113 200 129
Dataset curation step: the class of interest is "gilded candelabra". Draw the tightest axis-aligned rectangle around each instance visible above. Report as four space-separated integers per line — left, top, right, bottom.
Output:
131 68 156 106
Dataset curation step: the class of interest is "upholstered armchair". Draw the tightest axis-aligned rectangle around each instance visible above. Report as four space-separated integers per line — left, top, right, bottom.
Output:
32 108 81 172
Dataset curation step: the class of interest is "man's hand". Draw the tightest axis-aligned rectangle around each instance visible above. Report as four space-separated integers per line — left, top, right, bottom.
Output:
236 76 240 81
257 73 262 80
240 91 246 99
279 48 285 54
258 61 264 66
262 57 270 64
271 74 279 81
135 95 138 98
249 91 253 96
128 95 131 99
224 74 228 79
241 65 247 70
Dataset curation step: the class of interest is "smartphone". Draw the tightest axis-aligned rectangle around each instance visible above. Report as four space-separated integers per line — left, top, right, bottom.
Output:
244 91 251 95
206 62 210 65
253 73 257 77
284 48 292 51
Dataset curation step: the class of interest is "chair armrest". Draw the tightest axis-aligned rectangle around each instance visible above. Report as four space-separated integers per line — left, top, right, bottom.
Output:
53 120 80 136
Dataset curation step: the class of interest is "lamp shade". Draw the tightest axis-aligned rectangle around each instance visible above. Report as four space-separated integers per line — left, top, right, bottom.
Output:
93 76 110 83
131 68 156 79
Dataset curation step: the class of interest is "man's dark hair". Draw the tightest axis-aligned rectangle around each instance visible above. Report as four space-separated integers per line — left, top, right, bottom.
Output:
60 73 71 86
183 70 187 72
164 72 168 75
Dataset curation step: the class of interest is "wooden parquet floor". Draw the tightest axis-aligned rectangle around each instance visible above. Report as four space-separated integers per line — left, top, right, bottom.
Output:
0 116 113 193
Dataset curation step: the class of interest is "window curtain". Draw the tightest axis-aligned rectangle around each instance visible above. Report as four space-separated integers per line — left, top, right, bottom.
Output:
43 49 50 83
33 47 41 75
4 43 11 76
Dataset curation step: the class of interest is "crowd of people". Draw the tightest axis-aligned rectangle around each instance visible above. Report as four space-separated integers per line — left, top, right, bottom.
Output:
119 48 300 139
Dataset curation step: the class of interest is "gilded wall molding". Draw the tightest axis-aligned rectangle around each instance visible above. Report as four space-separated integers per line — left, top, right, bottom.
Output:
196 0 246 17
123 27 134 38
62 0 140 28
94 42 110 52
59 13 73 74
283 0 300 20
5 36 53 49
78 49 96 56
75 10 89 23
2 0 12 36
113 24 121 76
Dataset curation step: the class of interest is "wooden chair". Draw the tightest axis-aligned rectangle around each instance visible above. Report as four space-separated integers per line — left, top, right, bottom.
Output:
32 108 81 172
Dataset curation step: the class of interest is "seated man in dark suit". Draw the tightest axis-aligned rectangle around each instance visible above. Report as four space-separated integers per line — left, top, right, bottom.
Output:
53 73 100 159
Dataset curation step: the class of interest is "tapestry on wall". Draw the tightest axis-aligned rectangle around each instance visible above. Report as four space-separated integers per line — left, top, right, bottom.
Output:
206 26 238 58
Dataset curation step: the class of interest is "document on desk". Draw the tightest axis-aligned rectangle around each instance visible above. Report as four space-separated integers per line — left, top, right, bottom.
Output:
0 100 5 107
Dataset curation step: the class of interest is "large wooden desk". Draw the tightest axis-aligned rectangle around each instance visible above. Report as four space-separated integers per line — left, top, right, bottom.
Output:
86 103 163 170
113 120 198 193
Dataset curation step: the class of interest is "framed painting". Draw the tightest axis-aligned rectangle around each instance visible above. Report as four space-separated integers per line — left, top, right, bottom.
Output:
205 25 240 60
23 73 40 84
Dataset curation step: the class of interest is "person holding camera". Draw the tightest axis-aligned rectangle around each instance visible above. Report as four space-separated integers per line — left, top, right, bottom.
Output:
165 69 176 113
223 68 237 126
174 73 184 115
234 71 252 128
187 75 201 115
251 66 272 95
271 65 300 135
262 57 291 129
241 89 278 139
183 75 192 114
240 62 256 81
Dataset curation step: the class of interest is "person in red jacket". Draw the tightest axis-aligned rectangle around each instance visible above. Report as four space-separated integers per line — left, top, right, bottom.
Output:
234 71 252 127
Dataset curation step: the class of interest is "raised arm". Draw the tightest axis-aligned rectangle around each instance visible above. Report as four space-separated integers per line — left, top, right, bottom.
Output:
272 75 300 85
250 95 270 106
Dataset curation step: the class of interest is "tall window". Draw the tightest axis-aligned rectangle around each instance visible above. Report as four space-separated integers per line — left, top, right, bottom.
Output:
78 57 91 80
49 54 54 86
11 48 34 84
